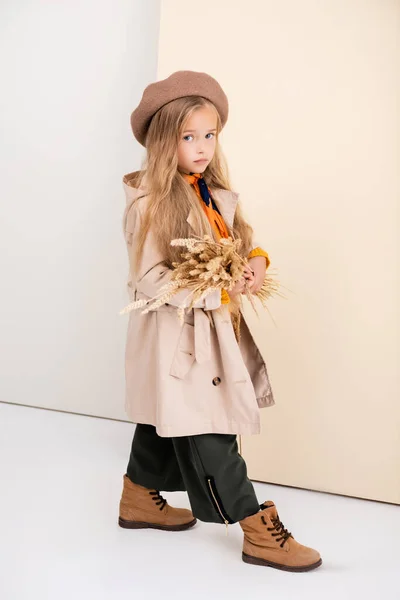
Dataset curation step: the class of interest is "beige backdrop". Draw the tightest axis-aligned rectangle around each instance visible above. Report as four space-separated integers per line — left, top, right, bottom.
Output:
158 0 400 503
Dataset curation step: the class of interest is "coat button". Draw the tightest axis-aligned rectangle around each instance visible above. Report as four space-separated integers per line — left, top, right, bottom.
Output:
212 377 221 386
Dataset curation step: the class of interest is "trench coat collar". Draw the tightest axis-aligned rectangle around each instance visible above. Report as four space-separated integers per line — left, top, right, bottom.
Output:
123 171 240 231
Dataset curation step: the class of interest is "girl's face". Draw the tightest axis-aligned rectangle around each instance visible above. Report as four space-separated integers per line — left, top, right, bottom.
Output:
177 105 218 175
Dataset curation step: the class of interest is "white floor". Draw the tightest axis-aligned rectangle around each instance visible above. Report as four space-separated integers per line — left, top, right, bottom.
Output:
0 403 399 600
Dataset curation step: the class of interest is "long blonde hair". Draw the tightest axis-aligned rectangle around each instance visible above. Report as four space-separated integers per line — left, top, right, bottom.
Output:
133 95 254 271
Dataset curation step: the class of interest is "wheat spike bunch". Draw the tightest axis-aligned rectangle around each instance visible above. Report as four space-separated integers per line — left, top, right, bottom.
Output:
119 235 282 324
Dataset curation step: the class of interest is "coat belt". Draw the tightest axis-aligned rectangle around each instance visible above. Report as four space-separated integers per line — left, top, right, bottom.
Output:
194 309 212 364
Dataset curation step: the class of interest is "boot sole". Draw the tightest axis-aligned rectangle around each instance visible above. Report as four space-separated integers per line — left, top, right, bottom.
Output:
118 517 197 531
242 552 322 572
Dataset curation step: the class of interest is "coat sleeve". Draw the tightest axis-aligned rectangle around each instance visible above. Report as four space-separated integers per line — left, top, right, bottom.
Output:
124 200 222 311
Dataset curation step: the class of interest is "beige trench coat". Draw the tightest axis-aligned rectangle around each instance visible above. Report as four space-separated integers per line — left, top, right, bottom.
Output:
121 171 275 437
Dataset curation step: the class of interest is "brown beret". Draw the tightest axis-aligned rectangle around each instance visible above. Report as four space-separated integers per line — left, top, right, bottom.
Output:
130 70 229 147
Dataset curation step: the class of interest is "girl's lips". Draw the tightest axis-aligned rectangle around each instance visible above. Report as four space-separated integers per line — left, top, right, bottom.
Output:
194 159 208 163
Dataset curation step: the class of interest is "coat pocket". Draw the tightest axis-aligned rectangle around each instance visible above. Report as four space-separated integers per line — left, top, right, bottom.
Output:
169 322 196 379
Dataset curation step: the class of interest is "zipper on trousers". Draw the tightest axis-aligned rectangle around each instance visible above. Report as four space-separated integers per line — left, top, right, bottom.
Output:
207 477 231 536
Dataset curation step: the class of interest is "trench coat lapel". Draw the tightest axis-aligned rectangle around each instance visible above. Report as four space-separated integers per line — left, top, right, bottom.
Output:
186 188 239 233
211 188 239 230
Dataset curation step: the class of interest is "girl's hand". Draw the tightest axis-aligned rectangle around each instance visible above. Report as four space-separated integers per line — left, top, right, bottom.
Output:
229 265 255 298
246 256 267 294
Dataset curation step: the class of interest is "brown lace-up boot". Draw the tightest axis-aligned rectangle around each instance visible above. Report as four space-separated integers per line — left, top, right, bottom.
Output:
239 501 322 572
118 474 197 531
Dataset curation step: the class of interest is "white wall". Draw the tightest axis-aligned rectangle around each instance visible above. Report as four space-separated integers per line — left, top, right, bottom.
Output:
0 0 160 420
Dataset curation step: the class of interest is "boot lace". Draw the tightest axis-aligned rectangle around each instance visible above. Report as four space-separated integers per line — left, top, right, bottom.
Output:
149 490 167 511
261 514 292 548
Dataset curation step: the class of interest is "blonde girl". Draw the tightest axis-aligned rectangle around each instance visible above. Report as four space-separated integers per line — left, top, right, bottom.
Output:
118 70 322 572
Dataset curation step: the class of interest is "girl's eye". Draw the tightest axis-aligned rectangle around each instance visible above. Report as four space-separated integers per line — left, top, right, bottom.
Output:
182 133 215 141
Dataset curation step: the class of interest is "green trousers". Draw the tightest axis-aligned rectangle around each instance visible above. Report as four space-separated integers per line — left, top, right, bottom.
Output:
126 423 261 524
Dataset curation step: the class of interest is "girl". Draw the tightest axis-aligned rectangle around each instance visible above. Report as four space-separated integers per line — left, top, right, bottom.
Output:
119 70 322 572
